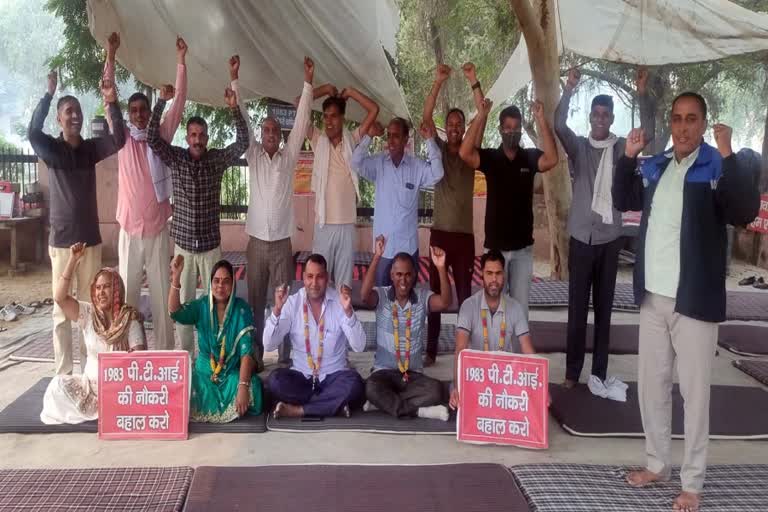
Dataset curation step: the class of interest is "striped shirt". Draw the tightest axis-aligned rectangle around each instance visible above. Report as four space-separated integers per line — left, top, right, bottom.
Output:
147 99 249 253
373 286 433 372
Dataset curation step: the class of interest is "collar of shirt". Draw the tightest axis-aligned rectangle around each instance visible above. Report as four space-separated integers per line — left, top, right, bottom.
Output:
666 145 701 171
480 292 505 316
385 286 418 305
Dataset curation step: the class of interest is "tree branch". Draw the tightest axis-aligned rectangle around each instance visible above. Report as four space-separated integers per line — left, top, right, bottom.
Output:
509 0 544 46
576 69 633 95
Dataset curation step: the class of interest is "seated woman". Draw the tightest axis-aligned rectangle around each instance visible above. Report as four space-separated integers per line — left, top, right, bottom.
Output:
169 256 262 422
41 243 146 425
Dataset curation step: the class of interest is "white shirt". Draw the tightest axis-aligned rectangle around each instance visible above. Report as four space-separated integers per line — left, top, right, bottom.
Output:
233 80 313 241
263 287 366 380
645 146 700 298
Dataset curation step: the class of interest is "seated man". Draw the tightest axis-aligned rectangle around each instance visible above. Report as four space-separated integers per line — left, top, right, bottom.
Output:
265 254 366 418
168 256 262 423
41 243 146 425
449 250 536 409
360 236 452 421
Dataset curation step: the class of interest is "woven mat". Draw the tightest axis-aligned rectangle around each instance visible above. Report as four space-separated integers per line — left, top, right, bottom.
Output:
528 280 638 312
0 467 192 512
718 324 768 357
726 291 768 321
511 463 768 512
733 359 768 387
529 321 639 354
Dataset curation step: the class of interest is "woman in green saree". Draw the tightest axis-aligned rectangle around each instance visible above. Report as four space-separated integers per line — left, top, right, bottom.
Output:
168 256 262 422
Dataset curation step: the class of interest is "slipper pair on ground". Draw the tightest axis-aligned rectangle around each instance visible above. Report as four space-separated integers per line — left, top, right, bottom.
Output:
0 302 38 322
738 275 768 289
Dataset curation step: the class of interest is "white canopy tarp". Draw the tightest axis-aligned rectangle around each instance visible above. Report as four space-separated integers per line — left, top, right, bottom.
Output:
488 0 768 106
87 0 409 122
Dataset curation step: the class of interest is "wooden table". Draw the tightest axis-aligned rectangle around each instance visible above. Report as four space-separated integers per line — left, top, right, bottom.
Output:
0 216 44 270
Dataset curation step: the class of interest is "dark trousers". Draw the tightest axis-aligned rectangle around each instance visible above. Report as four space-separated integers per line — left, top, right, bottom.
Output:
267 368 365 417
426 230 475 360
566 236 623 382
365 369 443 417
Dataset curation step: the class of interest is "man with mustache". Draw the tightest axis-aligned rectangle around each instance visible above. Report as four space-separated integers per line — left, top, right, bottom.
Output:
360 236 453 421
29 69 126 375
351 116 445 287
459 89 559 318
555 67 649 390
420 62 478 367
147 67 249 356
230 54 315 371
103 33 188 351
449 250 536 409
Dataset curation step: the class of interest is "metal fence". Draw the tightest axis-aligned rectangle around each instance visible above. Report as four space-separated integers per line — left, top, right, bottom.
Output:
218 157 435 224
0 147 38 191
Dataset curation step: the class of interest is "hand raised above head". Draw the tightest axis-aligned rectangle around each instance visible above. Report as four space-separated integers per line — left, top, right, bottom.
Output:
565 67 581 91
462 62 477 82
624 128 647 158
159 84 175 101
47 70 58 96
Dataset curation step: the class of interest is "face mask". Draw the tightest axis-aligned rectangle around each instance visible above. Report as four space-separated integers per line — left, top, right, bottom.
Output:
502 132 522 149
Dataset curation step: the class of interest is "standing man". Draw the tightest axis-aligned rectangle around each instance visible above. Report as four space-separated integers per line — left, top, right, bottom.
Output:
230 55 314 371
459 90 559 317
555 67 649 388
421 63 477 367
359 236 453 421
614 94 759 512
147 77 249 355
29 71 126 375
352 118 444 286
265 254 366 418
449 250 536 409
309 86 379 287
104 33 188 350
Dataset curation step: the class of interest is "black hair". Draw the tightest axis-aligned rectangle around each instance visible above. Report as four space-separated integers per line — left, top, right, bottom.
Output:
591 94 614 113
388 117 410 139
305 253 328 272
672 91 708 119
210 259 234 282
392 252 416 270
56 95 79 111
498 105 522 125
261 116 282 131
127 92 150 110
322 96 347 116
446 108 466 124
480 249 506 270
186 116 208 132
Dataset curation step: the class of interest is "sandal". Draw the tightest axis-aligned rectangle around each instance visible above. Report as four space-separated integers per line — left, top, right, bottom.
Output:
754 277 768 290
42 298 54 306
739 276 757 286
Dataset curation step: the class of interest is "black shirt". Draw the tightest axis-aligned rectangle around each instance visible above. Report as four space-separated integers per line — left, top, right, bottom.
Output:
478 146 542 251
28 93 126 247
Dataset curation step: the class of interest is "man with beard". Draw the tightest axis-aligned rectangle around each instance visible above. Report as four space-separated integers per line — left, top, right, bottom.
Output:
449 250 535 409
359 236 453 421
420 62 478 367
103 33 187 351
556 67 649 390
230 54 315 371
459 93 558 318
352 117 444 287
264 254 367 419
29 69 126 375
147 73 249 356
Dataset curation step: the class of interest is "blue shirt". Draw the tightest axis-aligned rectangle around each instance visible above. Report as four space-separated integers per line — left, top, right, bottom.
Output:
352 136 444 258
372 286 433 372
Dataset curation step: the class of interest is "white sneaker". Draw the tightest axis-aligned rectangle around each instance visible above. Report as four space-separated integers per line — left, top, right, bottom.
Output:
604 376 628 402
0 306 18 322
417 405 449 421
10 303 36 315
363 401 378 412
587 375 608 398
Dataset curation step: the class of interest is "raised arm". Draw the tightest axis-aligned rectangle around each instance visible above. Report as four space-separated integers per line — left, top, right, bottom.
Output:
351 134 379 181
422 64 451 125
462 62 485 113
713 123 761 225
54 243 85 322
554 68 581 158
28 71 58 163
307 83 339 140
612 128 647 212
263 285 293 352
283 57 315 162
338 285 366 352
459 98 492 170
90 78 127 162
360 236 385 308
146 92 176 165
229 55 255 155
341 87 380 138
102 33 123 134
427 247 452 312
159 36 189 141
167 254 200 325
531 100 559 172
215 86 249 165
416 121 444 186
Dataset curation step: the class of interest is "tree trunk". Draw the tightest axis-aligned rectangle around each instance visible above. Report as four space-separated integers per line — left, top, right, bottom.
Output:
509 0 571 279
428 17 450 116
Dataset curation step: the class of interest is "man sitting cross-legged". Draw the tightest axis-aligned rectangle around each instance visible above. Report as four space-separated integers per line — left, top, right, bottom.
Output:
449 250 536 410
264 254 366 418
360 236 453 421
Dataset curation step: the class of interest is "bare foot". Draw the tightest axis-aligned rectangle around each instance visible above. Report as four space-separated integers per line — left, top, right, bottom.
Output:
272 402 304 419
626 469 665 487
672 491 700 512
340 404 351 418
563 379 577 389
